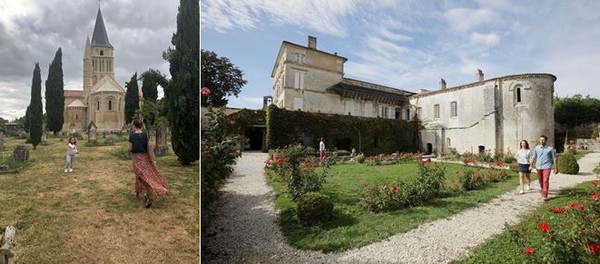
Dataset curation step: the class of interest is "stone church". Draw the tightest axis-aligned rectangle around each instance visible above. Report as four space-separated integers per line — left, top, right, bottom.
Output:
63 7 126 133
270 36 556 155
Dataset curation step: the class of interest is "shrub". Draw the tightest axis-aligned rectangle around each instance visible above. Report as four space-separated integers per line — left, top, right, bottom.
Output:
408 161 446 206
355 154 366 164
297 192 334 225
558 153 579 174
361 180 410 212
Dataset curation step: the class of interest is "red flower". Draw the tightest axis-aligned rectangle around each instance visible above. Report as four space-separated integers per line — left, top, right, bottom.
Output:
391 184 398 192
592 180 599 187
420 159 429 166
523 247 535 255
549 207 566 214
495 161 505 167
590 192 600 202
538 222 550 233
586 243 600 255
201 87 211 95
533 213 541 221
567 202 585 212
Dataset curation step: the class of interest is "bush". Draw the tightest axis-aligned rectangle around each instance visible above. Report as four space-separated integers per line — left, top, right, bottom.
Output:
558 153 579 174
361 180 410 212
355 154 366 164
297 192 334 225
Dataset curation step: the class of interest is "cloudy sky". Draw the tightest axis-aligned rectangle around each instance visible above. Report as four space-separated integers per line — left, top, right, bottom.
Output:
201 0 600 110
0 0 178 121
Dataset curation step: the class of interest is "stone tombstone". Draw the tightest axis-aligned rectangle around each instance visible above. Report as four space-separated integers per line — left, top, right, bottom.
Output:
13 145 30 162
154 124 169 156
41 131 48 145
0 131 4 151
87 121 98 144
105 133 114 145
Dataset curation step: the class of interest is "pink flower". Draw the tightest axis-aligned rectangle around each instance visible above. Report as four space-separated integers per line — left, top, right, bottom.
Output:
567 202 585 212
495 161 505 167
201 87 211 95
592 180 599 187
590 192 600 202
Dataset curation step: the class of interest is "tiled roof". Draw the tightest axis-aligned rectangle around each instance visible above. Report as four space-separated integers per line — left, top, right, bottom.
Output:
91 8 113 48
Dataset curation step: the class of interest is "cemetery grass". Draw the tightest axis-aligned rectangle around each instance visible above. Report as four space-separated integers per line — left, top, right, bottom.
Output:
267 162 520 253
0 136 198 263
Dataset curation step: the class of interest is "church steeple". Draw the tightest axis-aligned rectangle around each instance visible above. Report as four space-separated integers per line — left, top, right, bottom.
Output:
91 8 112 48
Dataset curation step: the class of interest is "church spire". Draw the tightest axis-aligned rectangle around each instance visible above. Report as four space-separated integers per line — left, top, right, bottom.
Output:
91 7 113 48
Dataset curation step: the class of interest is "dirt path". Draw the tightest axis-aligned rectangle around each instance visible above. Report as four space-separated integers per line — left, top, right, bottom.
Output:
203 151 599 263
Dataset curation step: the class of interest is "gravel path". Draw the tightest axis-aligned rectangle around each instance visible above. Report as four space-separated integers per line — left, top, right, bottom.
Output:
203 152 600 263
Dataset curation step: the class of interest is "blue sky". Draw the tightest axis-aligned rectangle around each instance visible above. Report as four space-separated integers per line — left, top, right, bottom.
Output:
201 0 600 110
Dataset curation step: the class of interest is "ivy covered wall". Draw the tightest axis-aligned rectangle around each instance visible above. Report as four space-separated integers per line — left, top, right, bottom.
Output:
265 105 421 155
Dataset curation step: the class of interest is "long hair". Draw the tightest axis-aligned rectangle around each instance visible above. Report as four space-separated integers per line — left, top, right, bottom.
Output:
519 140 529 150
68 136 77 145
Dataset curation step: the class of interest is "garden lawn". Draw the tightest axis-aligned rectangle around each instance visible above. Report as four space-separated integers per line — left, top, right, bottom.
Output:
0 136 198 263
267 162 520 253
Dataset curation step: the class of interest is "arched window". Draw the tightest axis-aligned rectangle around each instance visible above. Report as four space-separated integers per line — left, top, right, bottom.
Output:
75 114 78 120
108 100 112 110
97 101 100 111
100 50 104 56
516 87 522 103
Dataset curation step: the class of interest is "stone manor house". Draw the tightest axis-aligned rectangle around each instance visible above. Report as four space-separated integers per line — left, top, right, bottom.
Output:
62 7 126 133
270 36 556 155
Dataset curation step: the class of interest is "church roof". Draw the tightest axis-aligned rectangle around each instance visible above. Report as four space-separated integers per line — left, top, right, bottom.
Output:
64 90 84 98
327 78 414 105
92 77 125 94
91 8 113 48
67 99 86 108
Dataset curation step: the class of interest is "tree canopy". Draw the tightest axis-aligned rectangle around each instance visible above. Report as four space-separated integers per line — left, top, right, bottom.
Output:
201 49 247 107
163 0 199 165
29 63 44 149
124 72 140 124
140 69 168 102
45 48 65 134
554 94 600 127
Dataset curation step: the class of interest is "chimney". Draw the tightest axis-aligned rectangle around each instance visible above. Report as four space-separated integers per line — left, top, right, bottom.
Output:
477 69 484 81
440 78 447 90
263 96 273 109
308 35 317 50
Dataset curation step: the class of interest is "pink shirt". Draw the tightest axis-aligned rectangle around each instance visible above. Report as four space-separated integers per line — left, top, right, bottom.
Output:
67 143 78 156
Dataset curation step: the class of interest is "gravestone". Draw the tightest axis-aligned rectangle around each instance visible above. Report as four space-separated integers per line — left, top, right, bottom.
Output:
41 131 48 145
0 131 4 151
105 133 114 145
13 145 29 162
154 124 169 155
87 121 97 144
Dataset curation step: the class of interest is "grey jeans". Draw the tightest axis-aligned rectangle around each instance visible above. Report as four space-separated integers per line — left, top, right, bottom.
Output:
66 154 75 169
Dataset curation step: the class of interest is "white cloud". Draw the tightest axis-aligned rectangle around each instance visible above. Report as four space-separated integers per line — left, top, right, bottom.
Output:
470 32 499 46
443 8 495 32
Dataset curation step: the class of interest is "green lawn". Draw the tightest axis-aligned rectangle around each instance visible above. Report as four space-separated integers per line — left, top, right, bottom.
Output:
268 162 520 252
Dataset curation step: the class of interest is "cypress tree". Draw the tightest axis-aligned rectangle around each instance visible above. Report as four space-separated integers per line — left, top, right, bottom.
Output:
163 0 199 165
45 48 65 135
140 69 167 103
29 63 44 149
124 72 139 124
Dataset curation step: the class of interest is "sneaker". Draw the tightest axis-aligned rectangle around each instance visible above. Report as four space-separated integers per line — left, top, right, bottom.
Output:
68 168 73 172
519 189 524 194
64 168 68 173
525 185 530 191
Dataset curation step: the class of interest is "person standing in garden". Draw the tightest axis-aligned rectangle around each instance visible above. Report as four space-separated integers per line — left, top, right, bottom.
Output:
319 137 326 163
529 135 558 200
128 119 169 208
515 140 532 194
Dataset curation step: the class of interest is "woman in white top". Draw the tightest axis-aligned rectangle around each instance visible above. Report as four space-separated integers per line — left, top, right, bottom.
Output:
515 140 532 194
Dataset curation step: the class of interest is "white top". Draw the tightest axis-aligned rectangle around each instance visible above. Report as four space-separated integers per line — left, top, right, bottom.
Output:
515 149 531 164
319 140 325 151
